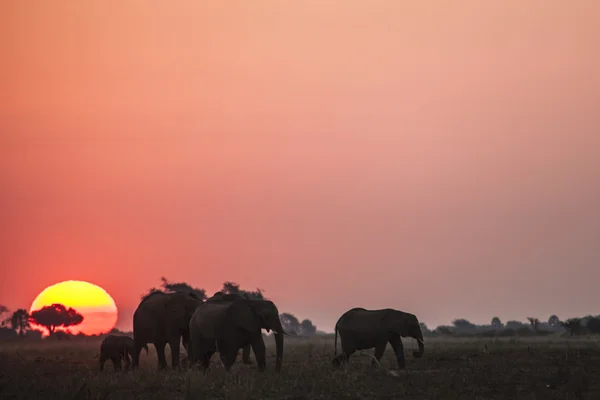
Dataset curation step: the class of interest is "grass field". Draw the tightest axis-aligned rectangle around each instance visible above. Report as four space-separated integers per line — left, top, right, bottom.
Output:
1 335 598 399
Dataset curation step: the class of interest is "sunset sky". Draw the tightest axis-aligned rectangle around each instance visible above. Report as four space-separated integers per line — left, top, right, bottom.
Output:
1 1 599 332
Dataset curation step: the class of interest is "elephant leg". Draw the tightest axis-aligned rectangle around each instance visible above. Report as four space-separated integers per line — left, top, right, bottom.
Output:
242 344 253 364
201 351 215 373
111 356 121 371
169 337 181 369
132 340 145 369
154 342 168 370
372 341 387 366
220 345 238 372
389 335 406 369
99 354 107 371
250 335 267 372
332 343 355 368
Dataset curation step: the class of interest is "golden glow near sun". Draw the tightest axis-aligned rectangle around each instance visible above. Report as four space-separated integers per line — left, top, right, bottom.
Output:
30 280 118 336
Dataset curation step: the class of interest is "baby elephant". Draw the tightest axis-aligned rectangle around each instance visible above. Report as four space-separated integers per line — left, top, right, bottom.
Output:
99 335 148 371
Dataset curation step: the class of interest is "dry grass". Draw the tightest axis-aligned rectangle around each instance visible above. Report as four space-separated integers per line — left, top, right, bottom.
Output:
1 335 599 399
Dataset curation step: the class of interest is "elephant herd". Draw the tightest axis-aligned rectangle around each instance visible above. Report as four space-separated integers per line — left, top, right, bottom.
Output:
99 291 425 373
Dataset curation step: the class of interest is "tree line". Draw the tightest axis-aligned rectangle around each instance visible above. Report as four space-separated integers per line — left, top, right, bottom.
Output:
421 314 600 337
2 280 599 339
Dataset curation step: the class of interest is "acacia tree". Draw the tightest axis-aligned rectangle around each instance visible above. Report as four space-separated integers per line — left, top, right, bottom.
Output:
221 281 265 300
10 309 30 336
29 304 83 335
142 276 207 301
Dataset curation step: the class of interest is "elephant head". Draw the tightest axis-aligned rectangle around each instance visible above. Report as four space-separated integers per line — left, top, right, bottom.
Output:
384 310 424 358
240 300 286 371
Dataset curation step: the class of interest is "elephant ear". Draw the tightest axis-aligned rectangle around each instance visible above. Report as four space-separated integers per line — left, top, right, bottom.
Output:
382 309 410 336
235 300 263 333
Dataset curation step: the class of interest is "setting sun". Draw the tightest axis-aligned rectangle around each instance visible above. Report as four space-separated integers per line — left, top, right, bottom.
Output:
30 280 118 336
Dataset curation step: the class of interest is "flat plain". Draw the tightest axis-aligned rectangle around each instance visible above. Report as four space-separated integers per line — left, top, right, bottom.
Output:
1 335 599 399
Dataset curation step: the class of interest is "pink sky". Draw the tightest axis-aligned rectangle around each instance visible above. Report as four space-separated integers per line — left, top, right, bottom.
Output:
1 1 599 332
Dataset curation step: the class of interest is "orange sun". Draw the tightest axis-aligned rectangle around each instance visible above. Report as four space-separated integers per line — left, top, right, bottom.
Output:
30 280 118 336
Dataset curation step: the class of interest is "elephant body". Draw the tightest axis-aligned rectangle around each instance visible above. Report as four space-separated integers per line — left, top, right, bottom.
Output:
332 307 424 369
99 334 147 371
188 294 285 372
132 291 203 369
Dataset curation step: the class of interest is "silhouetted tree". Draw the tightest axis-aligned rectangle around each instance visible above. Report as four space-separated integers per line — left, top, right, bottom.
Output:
419 322 431 336
561 318 582 336
548 315 560 328
434 326 453 335
452 319 477 332
491 317 503 330
221 281 264 300
0 305 9 327
299 319 317 336
505 320 527 330
142 276 207 301
527 317 540 331
279 313 300 335
29 304 84 335
586 317 600 334
10 309 30 336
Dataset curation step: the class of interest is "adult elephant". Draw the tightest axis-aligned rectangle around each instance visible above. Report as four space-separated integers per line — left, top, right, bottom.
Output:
131 291 203 370
188 293 286 372
332 307 424 369
209 292 255 365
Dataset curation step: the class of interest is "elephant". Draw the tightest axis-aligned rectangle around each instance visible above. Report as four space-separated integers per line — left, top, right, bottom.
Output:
331 307 424 369
99 334 148 371
187 293 286 372
209 292 255 365
131 291 203 370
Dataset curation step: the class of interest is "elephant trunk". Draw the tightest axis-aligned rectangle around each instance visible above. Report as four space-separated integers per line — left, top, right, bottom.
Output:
274 331 283 371
413 338 425 358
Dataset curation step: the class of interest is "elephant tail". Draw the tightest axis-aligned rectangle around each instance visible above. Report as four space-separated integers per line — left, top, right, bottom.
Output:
334 324 338 356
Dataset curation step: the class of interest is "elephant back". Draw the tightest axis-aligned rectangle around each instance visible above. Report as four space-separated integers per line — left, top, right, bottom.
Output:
191 301 233 339
101 334 119 348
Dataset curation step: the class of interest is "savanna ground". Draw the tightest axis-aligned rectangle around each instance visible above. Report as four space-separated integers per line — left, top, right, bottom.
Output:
1 335 599 399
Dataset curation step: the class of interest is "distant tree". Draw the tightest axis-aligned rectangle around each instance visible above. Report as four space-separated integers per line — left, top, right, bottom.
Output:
527 317 540 331
491 317 503 330
586 317 600 334
434 326 453 335
0 305 9 327
548 315 560 328
299 319 317 336
505 320 527 330
221 281 264 300
560 318 582 336
10 309 30 336
419 322 432 336
29 304 84 335
452 319 477 331
279 313 300 335
142 276 207 301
